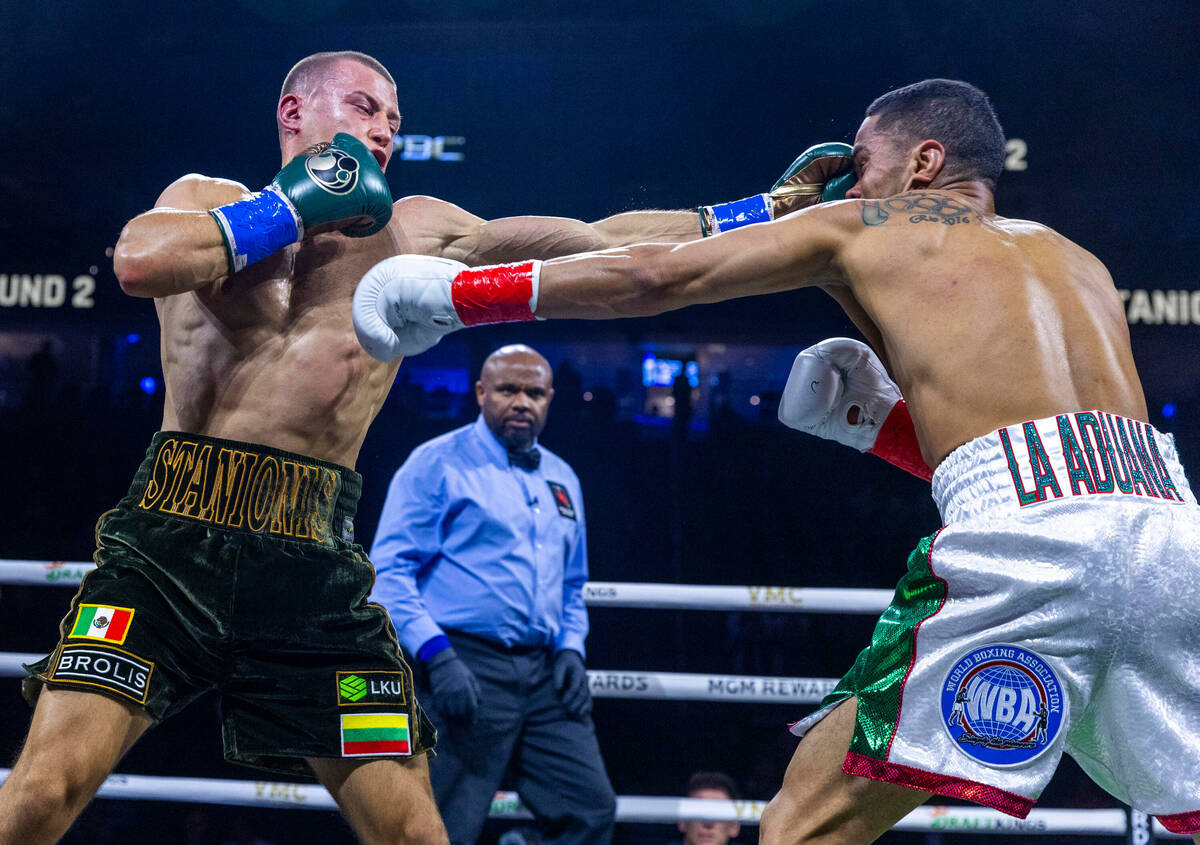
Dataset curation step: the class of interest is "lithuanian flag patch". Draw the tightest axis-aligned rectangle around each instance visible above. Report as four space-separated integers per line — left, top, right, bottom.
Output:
69 604 134 645
340 712 411 757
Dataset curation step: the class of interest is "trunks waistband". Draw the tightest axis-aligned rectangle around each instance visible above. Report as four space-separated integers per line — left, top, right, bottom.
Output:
124 431 362 546
932 411 1195 523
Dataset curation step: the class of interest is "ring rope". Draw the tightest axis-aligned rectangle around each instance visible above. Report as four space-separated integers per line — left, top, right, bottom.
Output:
0 652 834 703
0 769 1171 835
0 561 892 614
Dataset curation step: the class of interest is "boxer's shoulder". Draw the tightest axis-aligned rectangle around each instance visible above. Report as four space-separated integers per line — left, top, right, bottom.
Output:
154 173 249 211
387 194 483 254
390 194 477 228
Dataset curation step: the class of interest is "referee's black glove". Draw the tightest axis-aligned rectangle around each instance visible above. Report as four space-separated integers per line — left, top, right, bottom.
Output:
427 647 480 724
553 649 592 720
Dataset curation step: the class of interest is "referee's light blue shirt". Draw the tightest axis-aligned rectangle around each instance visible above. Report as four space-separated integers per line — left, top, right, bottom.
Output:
370 415 589 658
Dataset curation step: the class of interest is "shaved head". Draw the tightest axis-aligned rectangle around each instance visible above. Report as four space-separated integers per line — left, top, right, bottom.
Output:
281 51 395 101
480 344 551 381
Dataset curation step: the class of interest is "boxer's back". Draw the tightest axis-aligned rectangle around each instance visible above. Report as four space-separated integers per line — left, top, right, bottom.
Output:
841 194 1147 466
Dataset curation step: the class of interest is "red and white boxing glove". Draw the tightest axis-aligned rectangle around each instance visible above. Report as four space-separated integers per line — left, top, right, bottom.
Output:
779 337 932 481
353 255 542 361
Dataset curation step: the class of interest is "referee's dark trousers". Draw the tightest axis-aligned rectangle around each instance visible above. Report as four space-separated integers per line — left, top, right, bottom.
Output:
419 630 616 845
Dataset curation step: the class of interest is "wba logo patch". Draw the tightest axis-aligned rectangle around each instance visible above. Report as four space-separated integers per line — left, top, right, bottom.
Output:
941 643 1065 767
336 670 408 707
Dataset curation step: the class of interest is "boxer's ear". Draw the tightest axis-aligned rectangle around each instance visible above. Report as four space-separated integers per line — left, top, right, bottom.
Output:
278 93 303 134
910 140 946 188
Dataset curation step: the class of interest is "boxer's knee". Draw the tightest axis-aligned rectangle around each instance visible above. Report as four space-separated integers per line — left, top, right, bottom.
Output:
386 811 449 845
356 806 448 845
0 758 100 840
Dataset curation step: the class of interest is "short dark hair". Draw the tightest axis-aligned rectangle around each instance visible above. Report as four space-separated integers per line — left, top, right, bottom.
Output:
686 771 739 800
865 79 1005 189
280 51 395 100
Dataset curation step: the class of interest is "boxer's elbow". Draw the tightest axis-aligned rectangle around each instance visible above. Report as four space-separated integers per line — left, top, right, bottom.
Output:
113 247 160 298
113 228 189 298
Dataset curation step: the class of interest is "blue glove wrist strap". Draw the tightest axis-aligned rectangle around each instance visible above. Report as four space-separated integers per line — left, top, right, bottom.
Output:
702 193 773 235
209 187 301 274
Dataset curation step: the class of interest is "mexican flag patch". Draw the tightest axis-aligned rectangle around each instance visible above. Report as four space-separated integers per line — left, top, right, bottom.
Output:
340 712 411 757
69 604 134 645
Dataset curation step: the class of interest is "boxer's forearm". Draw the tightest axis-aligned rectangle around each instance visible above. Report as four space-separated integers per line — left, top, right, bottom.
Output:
589 209 701 246
535 213 839 319
451 215 612 265
450 210 699 266
114 209 232 298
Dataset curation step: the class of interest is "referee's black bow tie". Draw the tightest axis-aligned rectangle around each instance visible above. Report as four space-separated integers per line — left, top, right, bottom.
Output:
508 448 541 471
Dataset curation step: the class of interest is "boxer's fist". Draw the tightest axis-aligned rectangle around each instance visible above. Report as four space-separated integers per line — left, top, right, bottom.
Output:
699 142 856 236
768 142 857 217
273 133 392 237
779 337 900 452
353 255 466 361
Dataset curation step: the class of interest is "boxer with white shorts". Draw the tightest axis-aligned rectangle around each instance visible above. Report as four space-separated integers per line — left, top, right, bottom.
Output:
791 407 1200 831
363 78 1200 842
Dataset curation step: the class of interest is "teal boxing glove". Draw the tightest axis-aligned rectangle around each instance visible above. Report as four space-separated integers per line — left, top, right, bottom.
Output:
209 133 392 274
699 142 856 236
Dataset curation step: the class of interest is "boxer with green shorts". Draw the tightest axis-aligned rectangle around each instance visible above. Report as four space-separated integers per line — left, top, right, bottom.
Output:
25 432 436 775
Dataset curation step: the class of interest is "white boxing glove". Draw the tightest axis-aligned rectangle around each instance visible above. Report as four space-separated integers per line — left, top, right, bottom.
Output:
779 337 901 451
779 337 933 480
353 255 467 361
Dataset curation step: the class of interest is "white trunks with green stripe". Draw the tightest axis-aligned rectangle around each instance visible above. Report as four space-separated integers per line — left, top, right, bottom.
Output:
790 410 1200 835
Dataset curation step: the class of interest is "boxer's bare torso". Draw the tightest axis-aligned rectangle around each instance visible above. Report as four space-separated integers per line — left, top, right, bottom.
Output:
146 184 465 468
827 192 1147 466
128 183 681 468
534 191 1146 468
534 124 1145 470
119 177 695 469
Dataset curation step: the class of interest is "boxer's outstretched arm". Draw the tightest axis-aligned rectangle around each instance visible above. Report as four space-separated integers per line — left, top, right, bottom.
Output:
351 202 863 362
534 201 860 319
400 196 701 266
114 175 250 298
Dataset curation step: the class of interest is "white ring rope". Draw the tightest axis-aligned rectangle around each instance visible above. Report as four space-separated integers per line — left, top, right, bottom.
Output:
0 769 1178 836
0 653 835 703
0 560 892 614
2 561 1186 838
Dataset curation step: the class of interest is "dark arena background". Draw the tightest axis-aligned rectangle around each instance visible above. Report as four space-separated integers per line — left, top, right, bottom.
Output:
2 1 1198 842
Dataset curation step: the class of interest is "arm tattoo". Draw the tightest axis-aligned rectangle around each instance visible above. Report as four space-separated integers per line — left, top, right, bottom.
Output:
860 193 973 227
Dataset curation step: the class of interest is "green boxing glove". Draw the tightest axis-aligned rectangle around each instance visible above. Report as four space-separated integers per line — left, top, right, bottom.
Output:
209 133 393 274
769 141 856 208
699 142 856 236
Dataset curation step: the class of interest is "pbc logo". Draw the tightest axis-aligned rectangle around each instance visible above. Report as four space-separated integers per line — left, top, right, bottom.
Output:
941 644 1065 768
546 481 576 520
305 147 360 195
336 670 408 707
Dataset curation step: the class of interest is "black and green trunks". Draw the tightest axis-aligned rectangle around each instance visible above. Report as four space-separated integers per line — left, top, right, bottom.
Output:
24 430 435 775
